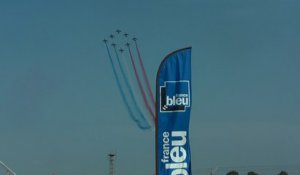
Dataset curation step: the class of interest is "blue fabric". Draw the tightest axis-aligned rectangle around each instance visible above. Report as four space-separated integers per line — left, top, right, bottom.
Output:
156 47 192 175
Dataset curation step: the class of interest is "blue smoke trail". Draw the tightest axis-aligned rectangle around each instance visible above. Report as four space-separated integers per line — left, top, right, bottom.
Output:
119 48 154 125
112 44 152 128
104 41 151 130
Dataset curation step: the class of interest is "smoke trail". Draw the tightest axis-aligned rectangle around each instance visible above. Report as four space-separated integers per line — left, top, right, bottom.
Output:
104 41 151 129
123 33 155 123
126 43 155 122
111 43 152 127
116 32 154 125
118 48 154 125
133 38 155 113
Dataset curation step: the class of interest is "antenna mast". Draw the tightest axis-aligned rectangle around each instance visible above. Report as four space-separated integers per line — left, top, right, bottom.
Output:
108 154 116 175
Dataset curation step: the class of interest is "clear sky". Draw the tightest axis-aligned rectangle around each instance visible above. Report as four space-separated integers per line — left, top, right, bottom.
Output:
0 0 300 175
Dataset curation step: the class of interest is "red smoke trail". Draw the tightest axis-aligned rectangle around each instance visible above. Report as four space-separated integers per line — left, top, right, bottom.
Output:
126 43 155 123
104 40 151 129
133 39 156 115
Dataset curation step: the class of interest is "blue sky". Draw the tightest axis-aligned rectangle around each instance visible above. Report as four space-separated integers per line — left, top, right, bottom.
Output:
0 0 300 175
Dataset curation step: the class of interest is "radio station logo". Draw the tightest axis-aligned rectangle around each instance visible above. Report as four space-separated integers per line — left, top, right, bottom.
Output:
160 81 190 112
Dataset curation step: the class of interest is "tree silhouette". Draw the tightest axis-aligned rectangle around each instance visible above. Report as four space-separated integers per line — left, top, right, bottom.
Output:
247 171 258 175
278 170 288 175
226 170 239 175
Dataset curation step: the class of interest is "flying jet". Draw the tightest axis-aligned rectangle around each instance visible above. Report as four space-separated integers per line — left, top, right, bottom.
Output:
119 48 124 53
124 33 129 37
116 29 121 34
132 37 137 41
109 34 114 39
103 39 108 43
111 43 116 47
125 43 130 47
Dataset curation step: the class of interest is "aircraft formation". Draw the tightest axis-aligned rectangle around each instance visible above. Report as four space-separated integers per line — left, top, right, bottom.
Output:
103 30 155 130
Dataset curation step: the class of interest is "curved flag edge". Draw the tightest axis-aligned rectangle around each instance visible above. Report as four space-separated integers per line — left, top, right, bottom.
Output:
155 46 192 175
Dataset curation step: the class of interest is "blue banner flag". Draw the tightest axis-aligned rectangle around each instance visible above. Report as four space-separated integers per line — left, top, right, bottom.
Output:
156 47 192 175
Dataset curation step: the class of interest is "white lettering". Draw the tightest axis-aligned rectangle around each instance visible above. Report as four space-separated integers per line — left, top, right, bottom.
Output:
164 131 189 175
171 169 188 175
166 96 189 106
166 162 187 169
161 132 170 163
172 131 187 146
170 146 187 163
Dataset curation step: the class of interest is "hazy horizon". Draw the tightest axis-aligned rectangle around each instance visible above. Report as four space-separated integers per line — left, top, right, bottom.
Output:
1 0 300 175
